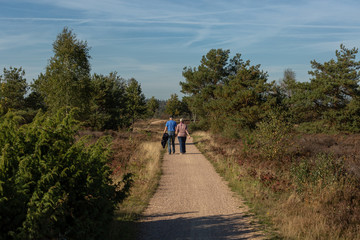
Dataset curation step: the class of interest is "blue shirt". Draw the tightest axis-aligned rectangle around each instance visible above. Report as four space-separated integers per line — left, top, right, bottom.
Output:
166 120 177 132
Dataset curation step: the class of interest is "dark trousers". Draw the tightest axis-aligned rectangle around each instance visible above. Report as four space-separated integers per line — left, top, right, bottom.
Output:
178 136 186 153
168 131 175 153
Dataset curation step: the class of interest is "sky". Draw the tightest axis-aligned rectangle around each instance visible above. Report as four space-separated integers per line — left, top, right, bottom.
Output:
1 0 360 100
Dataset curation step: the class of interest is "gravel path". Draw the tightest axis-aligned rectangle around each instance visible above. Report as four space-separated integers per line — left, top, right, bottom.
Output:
139 137 265 240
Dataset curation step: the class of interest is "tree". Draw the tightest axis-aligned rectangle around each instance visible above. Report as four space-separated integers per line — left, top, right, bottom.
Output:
24 90 46 112
180 49 230 124
35 27 92 120
89 72 128 130
165 94 183 117
125 78 147 126
277 69 317 124
208 58 274 134
146 96 159 118
309 44 360 109
0 67 28 114
279 68 296 98
180 49 278 134
308 44 360 130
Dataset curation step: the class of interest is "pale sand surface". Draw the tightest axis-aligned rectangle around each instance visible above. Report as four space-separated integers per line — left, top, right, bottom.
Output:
139 137 265 240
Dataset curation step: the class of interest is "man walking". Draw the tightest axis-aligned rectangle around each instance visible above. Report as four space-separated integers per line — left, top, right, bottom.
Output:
164 116 177 154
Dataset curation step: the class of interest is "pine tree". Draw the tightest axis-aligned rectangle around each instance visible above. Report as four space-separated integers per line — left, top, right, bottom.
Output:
165 94 183 117
180 49 230 125
146 96 160 118
89 72 128 130
125 78 147 126
0 67 28 115
308 44 360 131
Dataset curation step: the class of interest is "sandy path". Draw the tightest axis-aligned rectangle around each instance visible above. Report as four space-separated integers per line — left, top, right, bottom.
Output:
139 137 265 240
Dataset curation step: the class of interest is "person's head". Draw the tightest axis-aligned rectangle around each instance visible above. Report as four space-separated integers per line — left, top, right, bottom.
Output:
180 118 183 123
169 116 173 120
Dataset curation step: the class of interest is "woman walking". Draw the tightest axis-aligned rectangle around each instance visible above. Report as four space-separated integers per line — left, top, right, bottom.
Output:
175 118 190 154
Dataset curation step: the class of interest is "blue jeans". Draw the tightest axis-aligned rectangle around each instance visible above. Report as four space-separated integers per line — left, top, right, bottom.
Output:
168 131 175 154
178 136 186 153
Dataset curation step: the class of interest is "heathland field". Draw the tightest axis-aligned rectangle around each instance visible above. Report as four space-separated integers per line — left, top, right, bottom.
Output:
110 119 360 240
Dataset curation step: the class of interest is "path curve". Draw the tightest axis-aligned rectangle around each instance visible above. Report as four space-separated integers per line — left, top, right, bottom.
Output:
139 137 265 240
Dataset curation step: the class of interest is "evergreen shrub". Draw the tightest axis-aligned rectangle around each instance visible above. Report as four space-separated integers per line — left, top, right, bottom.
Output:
0 109 131 240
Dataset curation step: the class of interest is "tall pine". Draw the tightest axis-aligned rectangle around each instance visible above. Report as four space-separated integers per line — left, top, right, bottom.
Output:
308 44 360 131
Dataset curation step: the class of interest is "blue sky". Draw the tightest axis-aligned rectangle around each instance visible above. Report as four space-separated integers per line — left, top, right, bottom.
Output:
1 0 360 100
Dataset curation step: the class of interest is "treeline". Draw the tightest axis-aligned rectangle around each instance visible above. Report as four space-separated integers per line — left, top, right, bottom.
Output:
181 45 360 135
0 27 168 130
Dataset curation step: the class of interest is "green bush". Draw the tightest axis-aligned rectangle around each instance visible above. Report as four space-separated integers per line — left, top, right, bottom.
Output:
254 110 292 162
0 109 131 240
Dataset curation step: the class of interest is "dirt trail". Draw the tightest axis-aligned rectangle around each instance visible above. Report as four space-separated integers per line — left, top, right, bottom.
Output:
139 137 265 240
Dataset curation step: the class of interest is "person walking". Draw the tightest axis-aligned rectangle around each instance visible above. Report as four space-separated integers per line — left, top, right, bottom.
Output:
164 116 177 154
175 118 190 154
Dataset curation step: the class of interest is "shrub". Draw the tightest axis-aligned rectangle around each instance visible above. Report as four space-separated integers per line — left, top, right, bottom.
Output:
0 109 131 240
254 110 292 162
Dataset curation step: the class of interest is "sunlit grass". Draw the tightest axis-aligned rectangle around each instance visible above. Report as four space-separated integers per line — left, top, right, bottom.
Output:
108 140 164 239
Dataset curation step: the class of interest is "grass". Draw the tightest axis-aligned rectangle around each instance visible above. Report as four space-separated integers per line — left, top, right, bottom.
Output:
108 141 164 239
106 121 165 240
193 133 281 239
192 130 360 240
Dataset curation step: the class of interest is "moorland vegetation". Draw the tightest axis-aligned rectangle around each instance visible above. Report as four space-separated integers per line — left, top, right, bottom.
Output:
1 26 360 239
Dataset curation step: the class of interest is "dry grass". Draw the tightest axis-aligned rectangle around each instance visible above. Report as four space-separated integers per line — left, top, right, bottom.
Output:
106 121 165 240
272 192 338 239
79 119 166 240
115 141 163 217
193 130 360 240
132 118 167 134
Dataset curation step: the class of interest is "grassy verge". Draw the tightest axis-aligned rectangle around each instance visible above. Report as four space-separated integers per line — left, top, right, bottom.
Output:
193 132 281 239
108 140 164 239
192 130 360 240
98 128 164 240
106 119 166 239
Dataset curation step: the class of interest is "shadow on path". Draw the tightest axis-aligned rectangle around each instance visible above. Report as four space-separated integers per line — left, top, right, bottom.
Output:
174 142 200 146
139 212 262 240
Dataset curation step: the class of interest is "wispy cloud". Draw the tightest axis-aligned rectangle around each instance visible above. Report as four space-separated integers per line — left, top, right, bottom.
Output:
0 33 45 50
0 17 85 22
184 25 212 47
2 0 360 98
